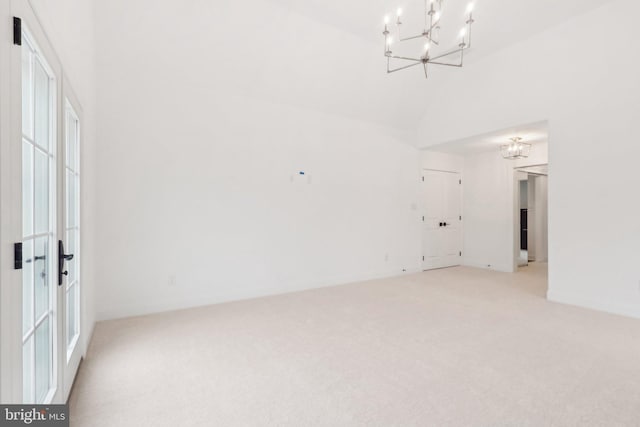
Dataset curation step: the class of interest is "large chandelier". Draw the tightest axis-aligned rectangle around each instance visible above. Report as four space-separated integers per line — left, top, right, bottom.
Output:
382 0 476 78
501 137 531 160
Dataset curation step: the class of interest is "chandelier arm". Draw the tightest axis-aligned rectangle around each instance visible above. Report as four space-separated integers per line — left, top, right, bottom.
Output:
390 55 422 62
427 61 463 68
387 61 423 73
428 47 466 62
399 33 426 42
423 63 428 79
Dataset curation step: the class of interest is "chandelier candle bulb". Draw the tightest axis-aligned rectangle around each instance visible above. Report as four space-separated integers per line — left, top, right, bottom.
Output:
459 27 467 46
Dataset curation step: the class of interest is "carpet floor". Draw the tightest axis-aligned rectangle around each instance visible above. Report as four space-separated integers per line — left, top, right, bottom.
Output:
69 264 640 426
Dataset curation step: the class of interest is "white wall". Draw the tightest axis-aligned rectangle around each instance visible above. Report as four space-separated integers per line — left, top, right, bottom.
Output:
93 0 422 320
421 151 464 173
533 176 548 262
28 0 98 351
462 151 515 272
416 0 640 318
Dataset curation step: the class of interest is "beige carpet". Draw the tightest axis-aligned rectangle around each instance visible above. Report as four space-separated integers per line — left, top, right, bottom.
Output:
70 264 640 426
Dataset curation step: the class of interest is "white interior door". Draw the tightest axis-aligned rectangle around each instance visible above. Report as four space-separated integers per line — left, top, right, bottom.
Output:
422 170 462 270
0 1 82 404
62 96 82 399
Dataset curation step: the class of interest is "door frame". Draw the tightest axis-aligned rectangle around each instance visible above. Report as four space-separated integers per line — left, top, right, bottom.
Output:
512 164 549 272
61 78 83 400
0 0 23 404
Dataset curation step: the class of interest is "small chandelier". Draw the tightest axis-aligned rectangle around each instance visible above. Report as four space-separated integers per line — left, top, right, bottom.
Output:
501 137 531 160
382 0 476 78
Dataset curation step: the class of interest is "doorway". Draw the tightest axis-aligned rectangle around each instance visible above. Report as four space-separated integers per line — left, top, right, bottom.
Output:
515 165 548 271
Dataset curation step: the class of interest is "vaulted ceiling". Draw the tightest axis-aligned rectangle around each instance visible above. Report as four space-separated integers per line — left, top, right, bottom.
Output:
249 0 614 132
94 0 614 134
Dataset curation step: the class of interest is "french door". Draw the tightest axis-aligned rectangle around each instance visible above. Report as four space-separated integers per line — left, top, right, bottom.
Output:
422 170 463 270
0 1 83 404
20 24 58 404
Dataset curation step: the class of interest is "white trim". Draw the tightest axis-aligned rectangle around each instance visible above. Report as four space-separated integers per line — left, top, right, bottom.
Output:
547 289 640 320
97 268 423 321
0 0 24 404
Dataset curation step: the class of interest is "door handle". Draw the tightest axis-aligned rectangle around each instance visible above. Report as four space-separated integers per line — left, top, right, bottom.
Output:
58 240 74 286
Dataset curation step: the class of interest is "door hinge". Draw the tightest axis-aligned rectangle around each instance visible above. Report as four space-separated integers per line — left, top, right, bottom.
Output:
459 179 462 185
13 17 22 46
422 216 425 222
422 256 425 261
14 242 23 269
459 251 462 257
422 176 424 182
459 215 462 221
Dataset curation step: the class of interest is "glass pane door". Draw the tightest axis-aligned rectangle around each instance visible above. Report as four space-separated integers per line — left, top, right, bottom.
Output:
21 29 57 405
65 102 80 358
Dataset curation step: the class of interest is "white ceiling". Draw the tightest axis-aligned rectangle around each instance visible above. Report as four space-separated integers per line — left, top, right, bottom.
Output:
423 120 548 155
257 0 613 132
266 0 610 60
99 0 614 137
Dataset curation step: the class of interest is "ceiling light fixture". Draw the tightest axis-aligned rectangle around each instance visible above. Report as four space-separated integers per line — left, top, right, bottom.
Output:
501 137 531 160
382 0 476 78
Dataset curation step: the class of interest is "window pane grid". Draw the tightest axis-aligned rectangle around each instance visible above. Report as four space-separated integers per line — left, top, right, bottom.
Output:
22 28 56 405
65 103 81 359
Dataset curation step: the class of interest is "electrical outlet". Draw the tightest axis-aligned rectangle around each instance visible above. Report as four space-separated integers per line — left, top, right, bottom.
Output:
168 274 177 287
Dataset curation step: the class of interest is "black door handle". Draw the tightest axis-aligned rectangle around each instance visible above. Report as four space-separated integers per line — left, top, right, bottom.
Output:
58 240 74 286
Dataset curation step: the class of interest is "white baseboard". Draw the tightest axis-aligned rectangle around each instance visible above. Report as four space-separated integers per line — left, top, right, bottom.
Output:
547 289 640 320
462 259 515 273
96 267 422 321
